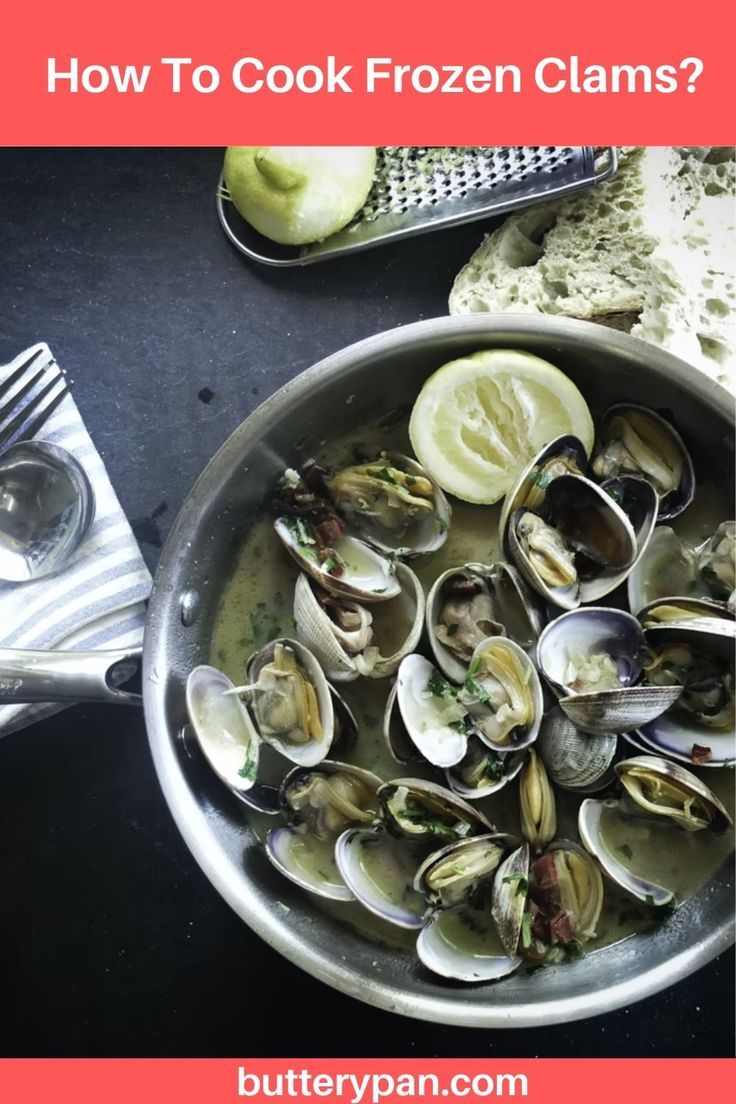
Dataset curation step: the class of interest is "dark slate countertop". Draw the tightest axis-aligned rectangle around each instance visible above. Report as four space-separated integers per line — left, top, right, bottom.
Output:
0 147 733 1057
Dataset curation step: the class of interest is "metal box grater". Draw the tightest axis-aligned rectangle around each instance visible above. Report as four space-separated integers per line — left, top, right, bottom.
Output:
217 146 618 267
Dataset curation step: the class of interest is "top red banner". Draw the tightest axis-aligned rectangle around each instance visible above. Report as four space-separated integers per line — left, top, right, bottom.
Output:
1 0 734 145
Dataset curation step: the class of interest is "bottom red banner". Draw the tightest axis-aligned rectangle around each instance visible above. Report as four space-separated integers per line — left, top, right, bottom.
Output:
0 1058 733 1103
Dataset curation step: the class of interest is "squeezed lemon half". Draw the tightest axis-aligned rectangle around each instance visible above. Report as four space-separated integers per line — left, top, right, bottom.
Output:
409 350 594 504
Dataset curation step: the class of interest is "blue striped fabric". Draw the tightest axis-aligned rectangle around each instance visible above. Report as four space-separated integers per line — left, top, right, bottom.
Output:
0 343 152 734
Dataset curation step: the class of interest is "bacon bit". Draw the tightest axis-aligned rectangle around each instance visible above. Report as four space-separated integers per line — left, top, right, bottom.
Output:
314 516 345 546
301 463 328 493
691 743 712 765
548 910 576 945
318 546 344 576
531 853 558 892
531 911 549 943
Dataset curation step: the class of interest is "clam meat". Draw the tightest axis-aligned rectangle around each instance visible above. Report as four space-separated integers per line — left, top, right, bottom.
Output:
459 638 542 751
591 404 694 519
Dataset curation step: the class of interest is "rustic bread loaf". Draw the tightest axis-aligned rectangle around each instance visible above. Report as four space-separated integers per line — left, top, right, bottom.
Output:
449 147 735 392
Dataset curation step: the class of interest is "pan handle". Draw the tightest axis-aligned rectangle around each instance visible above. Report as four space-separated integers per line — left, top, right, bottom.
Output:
0 647 142 705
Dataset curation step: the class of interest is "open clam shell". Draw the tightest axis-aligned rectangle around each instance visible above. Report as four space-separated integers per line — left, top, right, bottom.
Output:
395 653 469 767
378 778 494 842
294 563 425 682
519 749 557 852
615 755 733 833
427 562 545 683
499 434 590 557
383 680 423 765
536 607 683 736
325 451 451 558
588 475 658 603
416 905 522 982
265 760 384 901
185 665 262 794
536 708 619 793
328 685 359 757
445 738 527 800
460 637 543 752
265 826 354 901
578 797 675 908
334 826 429 929
506 473 638 610
591 403 695 521
491 843 530 958
242 638 334 767
638 596 736 643
637 630 735 766
536 840 604 945
279 760 383 831
414 832 518 909
275 519 401 603
627 526 701 615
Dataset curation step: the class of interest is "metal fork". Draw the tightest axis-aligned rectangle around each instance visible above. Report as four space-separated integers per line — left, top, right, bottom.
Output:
0 349 69 452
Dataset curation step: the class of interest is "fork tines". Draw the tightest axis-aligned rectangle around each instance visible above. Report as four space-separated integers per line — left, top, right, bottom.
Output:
0 350 68 451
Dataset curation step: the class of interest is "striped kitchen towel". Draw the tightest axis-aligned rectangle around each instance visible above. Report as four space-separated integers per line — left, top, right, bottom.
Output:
0 343 152 734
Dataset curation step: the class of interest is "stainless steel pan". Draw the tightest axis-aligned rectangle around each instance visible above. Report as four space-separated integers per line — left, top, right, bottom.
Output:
2 315 734 1026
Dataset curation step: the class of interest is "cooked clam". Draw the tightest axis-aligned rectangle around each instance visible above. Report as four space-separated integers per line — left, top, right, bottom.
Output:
499 435 589 556
275 517 401 603
524 843 604 958
265 761 383 901
507 473 637 608
591 403 695 520
293 562 425 681
235 639 334 766
493 840 604 961
536 708 619 793
186 665 281 813
325 451 451 557
491 843 530 959
578 797 676 908
427 562 544 682
459 637 543 751
638 597 735 643
394 654 469 767
335 825 429 928
414 833 516 908
519 749 557 852
642 640 735 731
536 608 683 736
615 755 732 833
378 778 494 842
428 567 505 683
280 761 382 838
445 737 527 800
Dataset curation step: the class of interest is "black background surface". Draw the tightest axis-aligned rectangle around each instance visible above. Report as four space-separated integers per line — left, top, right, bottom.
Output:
0 148 733 1057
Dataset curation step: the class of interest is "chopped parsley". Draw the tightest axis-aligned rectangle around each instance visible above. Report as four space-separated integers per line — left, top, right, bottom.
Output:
616 843 634 861
237 746 257 782
463 675 494 708
284 515 315 547
368 466 399 485
521 911 534 949
433 512 449 532
446 623 459 637
427 670 458 699
401 800 467 840
502 873 529 897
